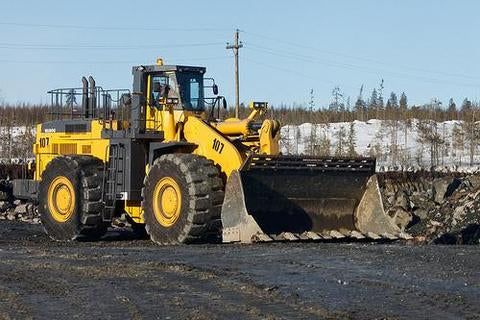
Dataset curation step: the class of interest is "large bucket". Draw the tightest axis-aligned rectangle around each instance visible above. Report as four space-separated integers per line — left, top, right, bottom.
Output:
221 155 411 243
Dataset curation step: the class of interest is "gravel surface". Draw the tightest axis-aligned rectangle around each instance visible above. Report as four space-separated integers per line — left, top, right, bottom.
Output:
0 221 479 320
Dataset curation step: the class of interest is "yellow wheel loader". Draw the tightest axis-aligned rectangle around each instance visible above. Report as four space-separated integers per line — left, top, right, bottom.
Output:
12 59 410 244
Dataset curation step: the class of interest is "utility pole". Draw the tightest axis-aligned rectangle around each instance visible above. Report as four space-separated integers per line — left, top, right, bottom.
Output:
226 29 243 118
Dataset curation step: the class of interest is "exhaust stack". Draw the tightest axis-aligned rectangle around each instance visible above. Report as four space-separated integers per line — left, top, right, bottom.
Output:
82 77 89 118
88 76 96 118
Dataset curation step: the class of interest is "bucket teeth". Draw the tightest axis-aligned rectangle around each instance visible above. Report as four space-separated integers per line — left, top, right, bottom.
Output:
366 232 381 240
350 230 366 239
329 230 346 239
252 233 273 242
297 233 311 240
238 229 410 243
279 232 299 241
303 231 322 240
320 232 333 240
381 233 398 240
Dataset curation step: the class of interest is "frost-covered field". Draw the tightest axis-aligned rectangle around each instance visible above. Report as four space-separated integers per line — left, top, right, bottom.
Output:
281 119 478 169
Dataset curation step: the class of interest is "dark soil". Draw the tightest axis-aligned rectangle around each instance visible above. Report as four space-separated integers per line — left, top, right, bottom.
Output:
0 221 479 320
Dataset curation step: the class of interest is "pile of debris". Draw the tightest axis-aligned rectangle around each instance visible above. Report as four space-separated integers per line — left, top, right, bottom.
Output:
379 171 480 244
0 190 40 224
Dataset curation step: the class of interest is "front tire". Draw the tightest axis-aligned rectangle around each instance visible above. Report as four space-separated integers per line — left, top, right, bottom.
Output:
142 154 224 245
39 156 108 241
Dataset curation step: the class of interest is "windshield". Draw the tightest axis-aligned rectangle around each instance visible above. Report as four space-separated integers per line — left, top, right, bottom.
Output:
176 72 204 111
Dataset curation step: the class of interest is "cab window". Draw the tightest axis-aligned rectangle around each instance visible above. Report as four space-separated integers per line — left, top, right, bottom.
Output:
177 72 204 111
151 75 178 102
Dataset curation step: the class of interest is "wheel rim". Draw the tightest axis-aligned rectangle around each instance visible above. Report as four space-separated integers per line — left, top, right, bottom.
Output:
153 177 182 227
48 176 75 223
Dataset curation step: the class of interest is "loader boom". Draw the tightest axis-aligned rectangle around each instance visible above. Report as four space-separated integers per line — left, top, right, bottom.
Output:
13 58 408 244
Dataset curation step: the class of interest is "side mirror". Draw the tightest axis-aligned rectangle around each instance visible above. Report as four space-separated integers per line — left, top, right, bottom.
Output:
213 84 219 95
222 97 227 109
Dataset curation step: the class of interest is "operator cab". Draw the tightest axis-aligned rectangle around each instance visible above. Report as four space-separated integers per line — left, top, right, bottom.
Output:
135 63 207 112
130 61 227 135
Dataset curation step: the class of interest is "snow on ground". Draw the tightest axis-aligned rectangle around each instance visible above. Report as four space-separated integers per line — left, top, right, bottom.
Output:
280 119 474 168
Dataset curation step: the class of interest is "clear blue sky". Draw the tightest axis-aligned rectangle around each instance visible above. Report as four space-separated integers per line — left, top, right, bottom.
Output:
1 0 479 109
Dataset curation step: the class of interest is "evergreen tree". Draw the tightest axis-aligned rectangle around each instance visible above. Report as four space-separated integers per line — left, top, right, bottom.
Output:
308 89 317 154
447 98 457 119
377 79 385 119
346 123 357 156
386 92 398 118
368 88 378 119
399 92 408 114
329 86 344 114
354 85 366 121
461 98 472 113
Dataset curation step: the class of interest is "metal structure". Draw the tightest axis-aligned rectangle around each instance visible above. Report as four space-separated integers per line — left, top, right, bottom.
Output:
12 59 409 244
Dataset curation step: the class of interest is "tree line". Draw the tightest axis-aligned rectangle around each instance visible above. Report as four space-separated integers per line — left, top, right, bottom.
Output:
1 86 480 167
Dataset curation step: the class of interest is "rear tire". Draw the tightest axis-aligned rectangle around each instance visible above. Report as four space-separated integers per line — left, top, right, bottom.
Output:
39 156 108 241
142 154 224 245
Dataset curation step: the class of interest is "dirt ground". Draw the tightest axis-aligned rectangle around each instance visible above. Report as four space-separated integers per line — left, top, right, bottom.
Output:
0 221 479 320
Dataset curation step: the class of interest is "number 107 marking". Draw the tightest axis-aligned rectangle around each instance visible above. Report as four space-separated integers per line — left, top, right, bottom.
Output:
212 138 224 154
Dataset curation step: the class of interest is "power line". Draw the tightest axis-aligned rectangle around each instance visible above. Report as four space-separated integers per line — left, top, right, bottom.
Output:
0 21 229 32
243 30 480 82
0 56 231 64
241 56 356 90
0 42 224 51
244 43 480 88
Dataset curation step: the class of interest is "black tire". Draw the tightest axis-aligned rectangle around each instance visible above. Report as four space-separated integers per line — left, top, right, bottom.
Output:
204 167 225 242
39 155 108 241
142 154 224 245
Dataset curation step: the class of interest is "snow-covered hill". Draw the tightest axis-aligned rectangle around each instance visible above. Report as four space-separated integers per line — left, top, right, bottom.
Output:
280 119 476 168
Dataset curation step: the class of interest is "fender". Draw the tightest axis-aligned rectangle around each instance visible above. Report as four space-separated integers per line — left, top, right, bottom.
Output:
148 141 197 165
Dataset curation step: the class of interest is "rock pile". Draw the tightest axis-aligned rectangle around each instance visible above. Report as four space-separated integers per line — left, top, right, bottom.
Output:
379 172 480 244
0 197 40 224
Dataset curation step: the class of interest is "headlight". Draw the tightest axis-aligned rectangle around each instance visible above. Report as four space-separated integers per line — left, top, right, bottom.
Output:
166 98 179 105
249 101 268 110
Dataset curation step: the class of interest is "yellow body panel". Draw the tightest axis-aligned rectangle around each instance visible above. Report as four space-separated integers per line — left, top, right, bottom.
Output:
183 116 245 177
125 202 143 223
34 120 110 181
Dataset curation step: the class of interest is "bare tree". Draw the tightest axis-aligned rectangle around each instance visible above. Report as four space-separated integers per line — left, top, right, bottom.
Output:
315 124 331 156
416 119 444 167
461 107 480 166
334 126 346 156
451 123 464 166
